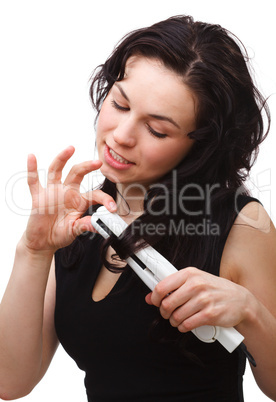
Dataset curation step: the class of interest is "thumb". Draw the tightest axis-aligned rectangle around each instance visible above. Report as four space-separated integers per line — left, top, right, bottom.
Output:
72 215 97 237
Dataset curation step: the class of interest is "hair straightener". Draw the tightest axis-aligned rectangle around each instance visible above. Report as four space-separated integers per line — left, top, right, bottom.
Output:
91 206 256 364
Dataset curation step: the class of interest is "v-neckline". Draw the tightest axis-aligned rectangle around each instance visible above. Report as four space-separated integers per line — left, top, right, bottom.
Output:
91 264 124 302
90 241 130 303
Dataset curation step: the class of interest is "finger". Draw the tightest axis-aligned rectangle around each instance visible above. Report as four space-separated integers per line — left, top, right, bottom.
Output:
168 299 201 328
150 267 199 307
145 292 153 305
63 160 102 188
27 154 43 196
47 146 75 185
150 270 188 307
83 189 117 213
177 311 209 333
159 287 191 319
71 215 98 237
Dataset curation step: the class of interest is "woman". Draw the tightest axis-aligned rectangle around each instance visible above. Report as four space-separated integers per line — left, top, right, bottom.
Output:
0 15 275 401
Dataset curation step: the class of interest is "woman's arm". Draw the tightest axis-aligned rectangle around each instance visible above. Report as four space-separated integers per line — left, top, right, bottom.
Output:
0 251 58 400
0 147 117 400
220 201 276 400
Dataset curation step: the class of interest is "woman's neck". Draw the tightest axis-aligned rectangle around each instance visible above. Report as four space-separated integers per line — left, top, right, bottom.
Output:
115 182 146 223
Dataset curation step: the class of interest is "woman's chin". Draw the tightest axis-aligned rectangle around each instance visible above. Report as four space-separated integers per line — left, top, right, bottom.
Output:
99 165 121 184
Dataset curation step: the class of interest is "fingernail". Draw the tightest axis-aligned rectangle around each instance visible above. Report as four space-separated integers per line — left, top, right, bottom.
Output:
109 201 117 211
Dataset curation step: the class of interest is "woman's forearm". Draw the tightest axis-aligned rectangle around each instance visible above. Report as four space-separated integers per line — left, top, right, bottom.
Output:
0 236 54 398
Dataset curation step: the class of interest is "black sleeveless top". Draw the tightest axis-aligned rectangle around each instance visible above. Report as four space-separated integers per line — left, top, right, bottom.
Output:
55 195 259 401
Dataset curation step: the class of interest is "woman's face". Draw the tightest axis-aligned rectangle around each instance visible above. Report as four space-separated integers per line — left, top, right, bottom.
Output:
96 56 197 189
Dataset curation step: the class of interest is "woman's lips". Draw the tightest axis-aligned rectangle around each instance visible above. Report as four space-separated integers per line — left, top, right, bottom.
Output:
104 145 135 170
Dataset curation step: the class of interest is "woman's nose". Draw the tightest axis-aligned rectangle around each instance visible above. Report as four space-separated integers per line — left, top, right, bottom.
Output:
113 117 137 147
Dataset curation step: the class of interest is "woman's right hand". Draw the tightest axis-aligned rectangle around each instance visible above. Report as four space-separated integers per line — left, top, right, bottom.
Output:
23 145 116 254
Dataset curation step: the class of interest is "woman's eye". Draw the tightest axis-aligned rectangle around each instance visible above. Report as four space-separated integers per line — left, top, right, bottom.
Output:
111 99 167 139
111 99 129 112
146 124 167 139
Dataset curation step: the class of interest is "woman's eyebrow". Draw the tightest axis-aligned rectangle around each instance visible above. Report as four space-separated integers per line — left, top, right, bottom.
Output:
114 82 181 129
114 83 130 101
148 113 181 129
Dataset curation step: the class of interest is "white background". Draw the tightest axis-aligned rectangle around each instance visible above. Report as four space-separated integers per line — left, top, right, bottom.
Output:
0 1 275 401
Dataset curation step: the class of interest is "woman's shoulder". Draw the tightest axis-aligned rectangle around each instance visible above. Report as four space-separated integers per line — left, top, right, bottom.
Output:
234 200 271 231
220 200 276 285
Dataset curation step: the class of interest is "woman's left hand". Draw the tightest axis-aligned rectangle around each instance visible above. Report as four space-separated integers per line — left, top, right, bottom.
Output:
145 267 252 333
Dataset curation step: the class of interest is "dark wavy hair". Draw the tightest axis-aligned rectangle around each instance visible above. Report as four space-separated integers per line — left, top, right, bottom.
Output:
63 15 270 275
